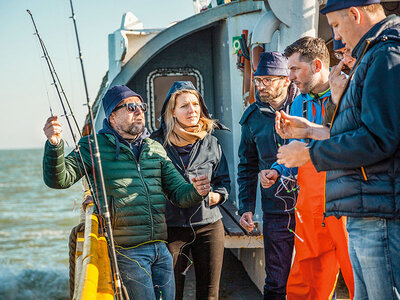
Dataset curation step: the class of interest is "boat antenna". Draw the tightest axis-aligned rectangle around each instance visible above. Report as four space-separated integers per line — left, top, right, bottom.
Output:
68 1 129 299
26 9 99 217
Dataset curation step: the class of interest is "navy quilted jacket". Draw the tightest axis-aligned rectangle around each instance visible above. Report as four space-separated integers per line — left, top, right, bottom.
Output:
309 15 400 218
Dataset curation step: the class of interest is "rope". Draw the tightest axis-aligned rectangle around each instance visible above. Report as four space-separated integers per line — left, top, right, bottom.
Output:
69 222 85 300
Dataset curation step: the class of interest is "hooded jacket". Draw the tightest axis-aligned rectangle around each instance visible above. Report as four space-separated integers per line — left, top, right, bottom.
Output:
43 132 203 247
238 82 299 215
309 15 400 218
151 81 231 226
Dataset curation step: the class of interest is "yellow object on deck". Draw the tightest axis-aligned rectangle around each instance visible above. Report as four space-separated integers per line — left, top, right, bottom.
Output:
73 204 114 300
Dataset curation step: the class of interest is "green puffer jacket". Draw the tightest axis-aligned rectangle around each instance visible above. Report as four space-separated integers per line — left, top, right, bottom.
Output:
43 134 202 247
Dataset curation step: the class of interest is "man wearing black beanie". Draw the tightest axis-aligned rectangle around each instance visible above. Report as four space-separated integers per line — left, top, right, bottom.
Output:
42 85 211 300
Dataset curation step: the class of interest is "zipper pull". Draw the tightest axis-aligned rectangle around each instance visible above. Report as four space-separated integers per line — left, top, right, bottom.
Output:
137 163 141 172
322 213 326 227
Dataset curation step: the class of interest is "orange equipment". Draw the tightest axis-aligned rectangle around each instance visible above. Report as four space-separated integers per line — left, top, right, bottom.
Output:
286 161 354 300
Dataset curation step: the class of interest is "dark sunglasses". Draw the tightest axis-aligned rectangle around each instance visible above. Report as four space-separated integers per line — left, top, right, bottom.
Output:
114 102 147 113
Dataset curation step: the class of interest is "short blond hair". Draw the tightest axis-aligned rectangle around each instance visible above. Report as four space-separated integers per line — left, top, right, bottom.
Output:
339 4 385 16
360 3 384 14
163 89 216 145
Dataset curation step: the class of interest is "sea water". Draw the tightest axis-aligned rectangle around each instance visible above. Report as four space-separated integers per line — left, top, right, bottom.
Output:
0 148 82 299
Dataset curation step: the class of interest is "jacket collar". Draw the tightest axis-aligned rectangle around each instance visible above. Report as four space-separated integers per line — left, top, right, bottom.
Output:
255 82 300 114
353 15 400 59
99 119 150 159
302 88 331 103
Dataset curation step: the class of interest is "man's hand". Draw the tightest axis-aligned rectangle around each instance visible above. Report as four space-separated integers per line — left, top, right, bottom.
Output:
43 116 62 146
276 111 329 141
240 212 255 232
277 140 311 168
208 192 221 206
329 60 347 105
191 175 211 196
275 111 313 140
260 169 279 188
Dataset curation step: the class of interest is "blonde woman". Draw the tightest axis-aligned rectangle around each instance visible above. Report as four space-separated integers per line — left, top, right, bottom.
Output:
151 81 230 300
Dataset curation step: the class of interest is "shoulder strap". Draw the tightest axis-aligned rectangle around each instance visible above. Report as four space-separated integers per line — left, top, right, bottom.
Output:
302 98 308 119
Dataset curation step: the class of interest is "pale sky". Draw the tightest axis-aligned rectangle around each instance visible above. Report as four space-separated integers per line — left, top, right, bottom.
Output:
0 0 194 149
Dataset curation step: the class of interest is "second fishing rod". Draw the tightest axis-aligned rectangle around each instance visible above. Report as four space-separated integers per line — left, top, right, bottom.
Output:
68 1 129 299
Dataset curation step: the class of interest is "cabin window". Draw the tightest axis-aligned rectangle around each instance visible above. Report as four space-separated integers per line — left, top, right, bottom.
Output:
146 68 204 131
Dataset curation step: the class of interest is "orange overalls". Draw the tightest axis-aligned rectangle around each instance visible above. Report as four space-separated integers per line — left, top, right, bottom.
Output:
286 161 354 299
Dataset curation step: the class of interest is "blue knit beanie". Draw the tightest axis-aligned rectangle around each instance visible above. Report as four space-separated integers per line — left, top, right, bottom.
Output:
102 85 144 120
254 52 289 77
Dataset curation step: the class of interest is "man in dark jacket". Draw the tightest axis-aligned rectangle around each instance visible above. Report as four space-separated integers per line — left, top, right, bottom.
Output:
277 1 400 298
42 85 210 300
237 51 299 300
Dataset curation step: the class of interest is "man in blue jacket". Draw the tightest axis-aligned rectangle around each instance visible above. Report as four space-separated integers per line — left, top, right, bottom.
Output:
237 51 299 300
277 1 400 298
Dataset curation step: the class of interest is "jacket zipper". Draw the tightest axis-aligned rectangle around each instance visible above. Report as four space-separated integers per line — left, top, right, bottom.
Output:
330 40 371 181
137 162 154 239
128 142 154 240
170 140 201 178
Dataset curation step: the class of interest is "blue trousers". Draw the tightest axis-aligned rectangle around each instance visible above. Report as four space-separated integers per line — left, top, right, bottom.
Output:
263 213 295 300
116 241 175 300
347 217 400 300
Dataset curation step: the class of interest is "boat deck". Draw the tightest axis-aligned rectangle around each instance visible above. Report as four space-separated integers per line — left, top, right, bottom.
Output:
182 249 351 299
183 249 262 299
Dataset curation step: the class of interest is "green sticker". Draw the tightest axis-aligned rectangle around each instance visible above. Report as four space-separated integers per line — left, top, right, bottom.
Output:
232 36 241 54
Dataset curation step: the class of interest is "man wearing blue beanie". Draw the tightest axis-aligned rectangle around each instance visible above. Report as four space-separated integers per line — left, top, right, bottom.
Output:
42 85 212 299
237 51 299 300
277 1 400 298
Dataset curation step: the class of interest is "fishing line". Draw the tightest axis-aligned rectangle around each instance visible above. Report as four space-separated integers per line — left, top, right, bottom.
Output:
27 10 98 217
176 166 209 275
32 33 54 116
272 123 303 241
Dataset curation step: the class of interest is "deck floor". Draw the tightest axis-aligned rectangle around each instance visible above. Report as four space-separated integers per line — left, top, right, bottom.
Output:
182 249 350 299
183 249 262 299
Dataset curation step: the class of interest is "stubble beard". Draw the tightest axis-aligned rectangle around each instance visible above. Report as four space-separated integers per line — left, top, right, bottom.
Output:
124 121 145 137
300 70 320 94
259 88 283 105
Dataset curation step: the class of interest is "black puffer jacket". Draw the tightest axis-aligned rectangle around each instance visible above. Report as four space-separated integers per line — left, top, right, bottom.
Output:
237 83 299 215
151 81 231 226
309 15 400 219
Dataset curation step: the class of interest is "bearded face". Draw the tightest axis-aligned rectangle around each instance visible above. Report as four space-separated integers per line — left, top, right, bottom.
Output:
255 76 289 108
109 96 146 139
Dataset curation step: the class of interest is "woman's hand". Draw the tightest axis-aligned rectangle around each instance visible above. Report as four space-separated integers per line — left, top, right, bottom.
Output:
208 192 221 206
191 175 211 196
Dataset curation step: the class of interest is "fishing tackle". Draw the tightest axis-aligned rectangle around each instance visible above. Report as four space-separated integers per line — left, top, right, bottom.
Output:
27 6 128 299
26 9 98 215
68 1 129 298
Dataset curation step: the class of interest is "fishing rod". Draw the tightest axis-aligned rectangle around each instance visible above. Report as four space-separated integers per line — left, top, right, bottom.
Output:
26 10 100 217
68 1 129 299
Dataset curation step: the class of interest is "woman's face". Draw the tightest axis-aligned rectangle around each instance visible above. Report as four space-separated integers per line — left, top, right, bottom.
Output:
173 92 201 127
